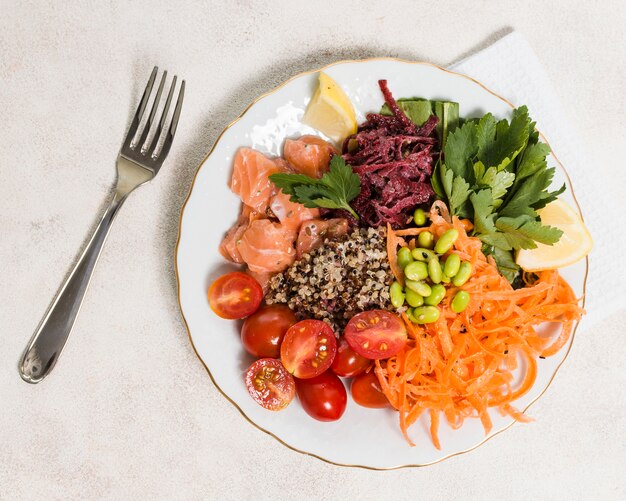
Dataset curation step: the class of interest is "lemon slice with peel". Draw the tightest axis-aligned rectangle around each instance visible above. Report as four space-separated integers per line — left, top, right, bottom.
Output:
303 72 357 143
516 199 593 271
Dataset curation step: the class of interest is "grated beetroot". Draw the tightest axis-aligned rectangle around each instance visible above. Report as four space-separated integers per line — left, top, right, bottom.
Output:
340 80 439 228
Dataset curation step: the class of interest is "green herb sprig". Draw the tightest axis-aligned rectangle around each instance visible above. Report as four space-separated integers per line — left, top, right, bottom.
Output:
431 106 565 283
269 155 361 219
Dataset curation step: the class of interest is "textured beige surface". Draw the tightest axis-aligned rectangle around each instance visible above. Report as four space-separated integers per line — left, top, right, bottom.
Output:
1 1 625 500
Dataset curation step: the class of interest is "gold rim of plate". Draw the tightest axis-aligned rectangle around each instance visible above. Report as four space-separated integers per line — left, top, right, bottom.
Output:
173 58 589 470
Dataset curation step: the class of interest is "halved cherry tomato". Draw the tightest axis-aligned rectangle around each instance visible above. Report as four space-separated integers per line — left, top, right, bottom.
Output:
351 371 390 408
344 310 407 360
244 358 295 411
280 320 337 379
331 337 371 377
296 371 347 422
241 305 297 358
208 272 263 319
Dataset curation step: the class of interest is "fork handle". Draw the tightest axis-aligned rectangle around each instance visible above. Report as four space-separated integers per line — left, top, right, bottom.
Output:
19 192 126 383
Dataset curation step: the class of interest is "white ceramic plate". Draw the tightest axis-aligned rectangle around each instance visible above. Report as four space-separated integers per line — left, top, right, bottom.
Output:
175 59 587 469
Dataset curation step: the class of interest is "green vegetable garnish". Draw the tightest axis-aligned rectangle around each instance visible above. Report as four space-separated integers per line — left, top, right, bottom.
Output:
381 98 460 149
434 101 459 149
381 98 433 127
269 155 361 220
431 106 565 283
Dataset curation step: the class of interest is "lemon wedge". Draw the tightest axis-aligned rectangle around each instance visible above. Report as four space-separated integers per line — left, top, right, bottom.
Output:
303 72 357 143
516 199 593 271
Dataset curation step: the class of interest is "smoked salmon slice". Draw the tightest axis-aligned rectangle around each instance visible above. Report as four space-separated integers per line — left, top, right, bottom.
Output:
283 135 337 178
219 217 248 263
219 205 263 263
231 148 281 213
237 219 297 273
224 141 343 275
296 218 349 258
269 190 320 233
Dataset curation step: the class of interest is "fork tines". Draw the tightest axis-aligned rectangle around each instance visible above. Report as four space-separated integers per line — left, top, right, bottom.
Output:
121 66 185 169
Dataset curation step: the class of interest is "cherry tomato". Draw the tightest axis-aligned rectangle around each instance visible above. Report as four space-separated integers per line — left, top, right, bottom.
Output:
280 320 337 379
351 371 390 408
244 358 295 411
296 371 347 421
331 337 371 377
241 305 297 358
208 272 263 319
344 310 407 360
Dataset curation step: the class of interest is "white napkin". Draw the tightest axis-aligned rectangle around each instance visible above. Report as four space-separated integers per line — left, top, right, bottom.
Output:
448 31 625 327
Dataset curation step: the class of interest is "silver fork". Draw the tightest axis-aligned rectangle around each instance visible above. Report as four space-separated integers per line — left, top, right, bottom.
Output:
19 67 185 383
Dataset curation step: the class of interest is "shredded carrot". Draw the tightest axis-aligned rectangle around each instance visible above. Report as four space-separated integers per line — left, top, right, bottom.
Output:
379 205 584 447
429 409 441 450
394 227 432 237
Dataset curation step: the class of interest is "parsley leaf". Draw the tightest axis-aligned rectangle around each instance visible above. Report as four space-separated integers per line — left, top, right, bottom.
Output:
532 183 566 211
495 215 563 249
476 113 497 160
477 106 530 171
489 246 520 284
269 155 361 219
268 173 320 196
322 155 361 202
440 164 471 218
433 104 568 283
499 167 559 217
430 160 446 200
470 189 497 235
475 165 515 203
480 232 512 251
444 121 477 179
515 142 551 181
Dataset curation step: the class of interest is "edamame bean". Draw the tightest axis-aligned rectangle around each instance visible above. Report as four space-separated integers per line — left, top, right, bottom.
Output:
440 273 451 284
434 229 459 254
389 281 405 308
411 248 436 262
405 279 432 297
443 253 461 277
412 306 441 324
404 261 428 281
405 288 424 307
413 208 427 226
417 231 434 249
406 308 418 324
428 257 443 284
451 291 471 313
452 261 473 287
425 284 446 306
397 247 413 269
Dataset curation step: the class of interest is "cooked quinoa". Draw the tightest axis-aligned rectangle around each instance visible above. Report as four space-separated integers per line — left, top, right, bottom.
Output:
265 227 393 332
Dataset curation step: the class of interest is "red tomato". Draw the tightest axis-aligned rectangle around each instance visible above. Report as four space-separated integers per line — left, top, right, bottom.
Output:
331 337 371 377
296 371 347 421
351 371 390 408
244 358 295 411
241 305 297 358
208 272 263 319
280 320 337 379
344 310 407 360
